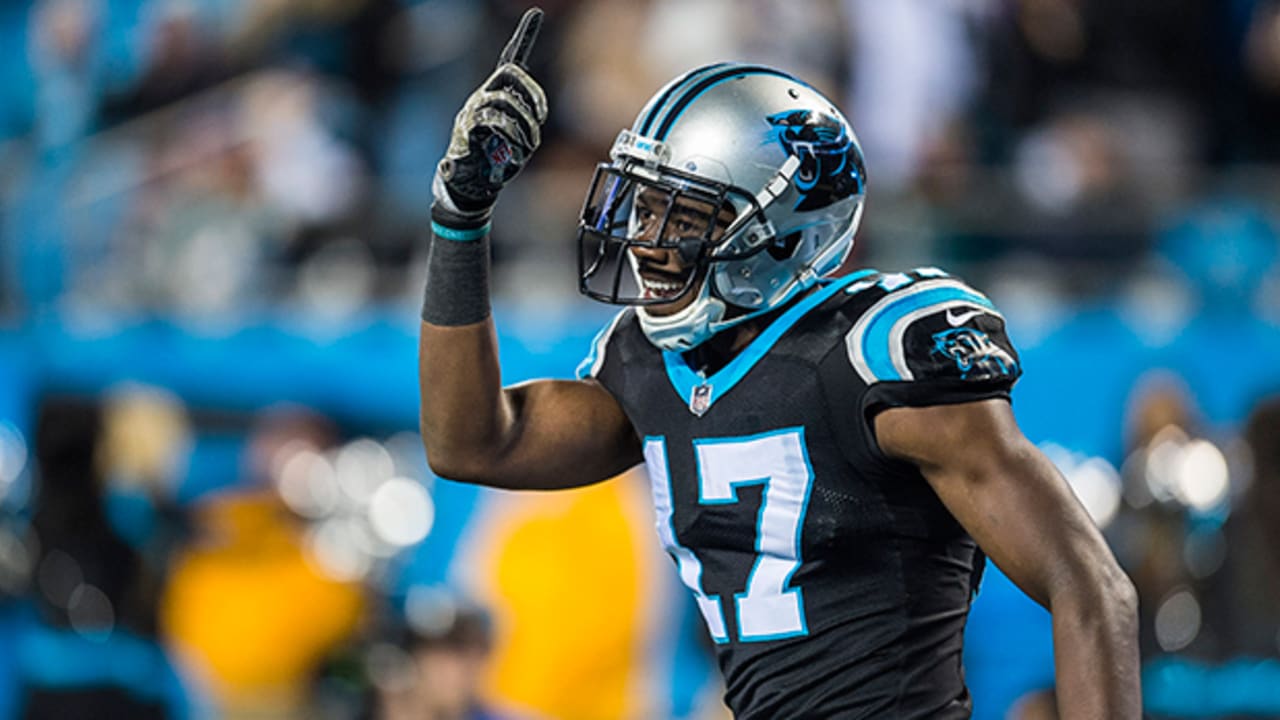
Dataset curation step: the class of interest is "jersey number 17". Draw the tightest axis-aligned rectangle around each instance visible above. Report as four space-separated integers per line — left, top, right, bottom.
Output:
645 428 814 643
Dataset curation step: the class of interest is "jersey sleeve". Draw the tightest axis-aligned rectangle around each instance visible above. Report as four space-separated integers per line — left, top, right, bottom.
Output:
575 309 630 396
844 272 1022 416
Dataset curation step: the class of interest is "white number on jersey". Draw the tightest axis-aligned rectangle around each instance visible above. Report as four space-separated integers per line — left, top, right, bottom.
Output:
645 428 814 643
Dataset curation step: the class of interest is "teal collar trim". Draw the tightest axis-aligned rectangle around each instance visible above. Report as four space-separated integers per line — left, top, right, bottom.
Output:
663 270 876 415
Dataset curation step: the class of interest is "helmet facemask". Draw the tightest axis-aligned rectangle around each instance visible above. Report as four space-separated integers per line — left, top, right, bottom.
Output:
575 65 867 352
578 156 767 309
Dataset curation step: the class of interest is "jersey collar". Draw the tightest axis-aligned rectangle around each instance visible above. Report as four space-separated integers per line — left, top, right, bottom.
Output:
662 270 876 415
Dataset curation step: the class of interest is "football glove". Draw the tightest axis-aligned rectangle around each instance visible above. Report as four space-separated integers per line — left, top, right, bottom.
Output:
433 8 547 222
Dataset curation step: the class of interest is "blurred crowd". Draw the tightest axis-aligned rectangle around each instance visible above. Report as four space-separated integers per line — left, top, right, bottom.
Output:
2 0 1280 318
1 0 1280 718
0 385 503 719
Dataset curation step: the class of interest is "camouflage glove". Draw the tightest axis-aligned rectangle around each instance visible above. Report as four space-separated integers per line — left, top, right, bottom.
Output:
432 8 547 225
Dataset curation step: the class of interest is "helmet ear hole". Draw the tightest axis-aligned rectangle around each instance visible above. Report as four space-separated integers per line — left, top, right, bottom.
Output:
767 231 803 261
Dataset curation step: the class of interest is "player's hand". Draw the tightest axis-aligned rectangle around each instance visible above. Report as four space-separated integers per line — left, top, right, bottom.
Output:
433 8 547 221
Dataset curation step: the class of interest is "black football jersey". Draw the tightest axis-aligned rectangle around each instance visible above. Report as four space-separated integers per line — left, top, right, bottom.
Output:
578 268 1022 719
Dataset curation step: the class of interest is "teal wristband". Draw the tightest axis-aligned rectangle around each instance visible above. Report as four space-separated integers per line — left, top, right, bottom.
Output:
431 220 491 242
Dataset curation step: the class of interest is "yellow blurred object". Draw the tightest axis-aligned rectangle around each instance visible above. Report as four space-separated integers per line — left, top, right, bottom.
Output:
461 471 672 720
160 491 363 719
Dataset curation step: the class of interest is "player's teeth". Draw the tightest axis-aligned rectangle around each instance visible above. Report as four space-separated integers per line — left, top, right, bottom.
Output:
642 277 682 296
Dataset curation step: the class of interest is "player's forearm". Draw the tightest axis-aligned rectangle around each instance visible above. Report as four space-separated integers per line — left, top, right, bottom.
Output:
1049 567 1141 719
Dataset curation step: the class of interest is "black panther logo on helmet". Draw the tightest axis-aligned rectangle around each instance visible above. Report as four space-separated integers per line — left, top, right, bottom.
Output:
765 110 865 212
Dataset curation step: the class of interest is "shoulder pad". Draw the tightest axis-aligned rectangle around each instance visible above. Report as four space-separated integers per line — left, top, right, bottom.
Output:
830 266 951 303
843 270 1019 385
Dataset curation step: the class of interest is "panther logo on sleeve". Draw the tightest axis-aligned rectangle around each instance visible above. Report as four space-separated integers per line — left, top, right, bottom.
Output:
930 327 1017 380
844 272 1021 386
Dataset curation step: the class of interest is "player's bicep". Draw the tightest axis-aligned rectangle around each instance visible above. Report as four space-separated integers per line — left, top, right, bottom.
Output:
487 377 641 490
458 307 640 490
874 399 1114 608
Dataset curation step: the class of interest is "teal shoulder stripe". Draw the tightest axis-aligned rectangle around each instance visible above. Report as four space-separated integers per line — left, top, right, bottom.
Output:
846 279 998 383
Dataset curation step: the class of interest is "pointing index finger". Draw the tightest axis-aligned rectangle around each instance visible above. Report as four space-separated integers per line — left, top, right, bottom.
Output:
499 7 544 69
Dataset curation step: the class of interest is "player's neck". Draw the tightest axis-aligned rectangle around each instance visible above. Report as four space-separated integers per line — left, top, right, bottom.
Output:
686 326 754 377
718 320 763 358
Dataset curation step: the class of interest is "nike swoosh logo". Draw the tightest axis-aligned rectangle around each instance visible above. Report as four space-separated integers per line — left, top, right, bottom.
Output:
945 307 984 327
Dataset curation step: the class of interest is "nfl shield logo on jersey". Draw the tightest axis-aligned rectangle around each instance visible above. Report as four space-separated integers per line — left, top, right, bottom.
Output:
689 384 713 416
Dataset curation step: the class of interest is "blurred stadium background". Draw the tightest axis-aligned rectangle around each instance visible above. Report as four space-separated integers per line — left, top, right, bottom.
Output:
1 0 1279 718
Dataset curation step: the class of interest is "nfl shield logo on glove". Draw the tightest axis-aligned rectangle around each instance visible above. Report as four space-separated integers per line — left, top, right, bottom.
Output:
485 134 514 182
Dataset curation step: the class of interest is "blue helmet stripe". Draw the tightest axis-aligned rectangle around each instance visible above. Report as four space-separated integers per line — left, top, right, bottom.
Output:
636 62 732 136
653 65 800 140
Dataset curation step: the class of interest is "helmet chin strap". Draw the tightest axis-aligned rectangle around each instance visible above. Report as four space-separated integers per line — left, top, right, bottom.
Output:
638 270 819 353
636 276 726 352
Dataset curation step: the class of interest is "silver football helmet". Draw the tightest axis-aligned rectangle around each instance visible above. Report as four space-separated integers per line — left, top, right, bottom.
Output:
577 62 867 351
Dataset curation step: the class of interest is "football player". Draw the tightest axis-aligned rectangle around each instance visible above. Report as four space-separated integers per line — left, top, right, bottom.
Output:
418 9 1139 718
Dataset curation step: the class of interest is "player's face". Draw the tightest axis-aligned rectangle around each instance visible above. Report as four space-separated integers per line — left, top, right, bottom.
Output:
629 188 735 316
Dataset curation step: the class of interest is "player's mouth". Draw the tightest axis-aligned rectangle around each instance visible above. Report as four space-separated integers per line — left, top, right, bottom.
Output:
639 269 692 302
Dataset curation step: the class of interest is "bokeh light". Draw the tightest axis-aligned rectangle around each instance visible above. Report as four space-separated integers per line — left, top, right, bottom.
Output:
368 477 434 547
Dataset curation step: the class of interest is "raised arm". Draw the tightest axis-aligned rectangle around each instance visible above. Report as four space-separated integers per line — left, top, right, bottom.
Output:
418 9 641 490
875 399 1140 719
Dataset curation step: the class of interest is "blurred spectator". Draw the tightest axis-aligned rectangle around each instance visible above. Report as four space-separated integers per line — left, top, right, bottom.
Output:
242 72 366 230
11 389 194 719
95 384 193 608
1236 0 1280 161
844 0 985 193
1209 394 1280 657
160 407 364 720
554 0 844 155
99 0 232 125
238 70 378 315
1010 110 1151 268
95 101 272 318
980 0 1213 146
357 588 507 720
1133 393 1280 718
1112 372 1211 658
28 0 102 155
